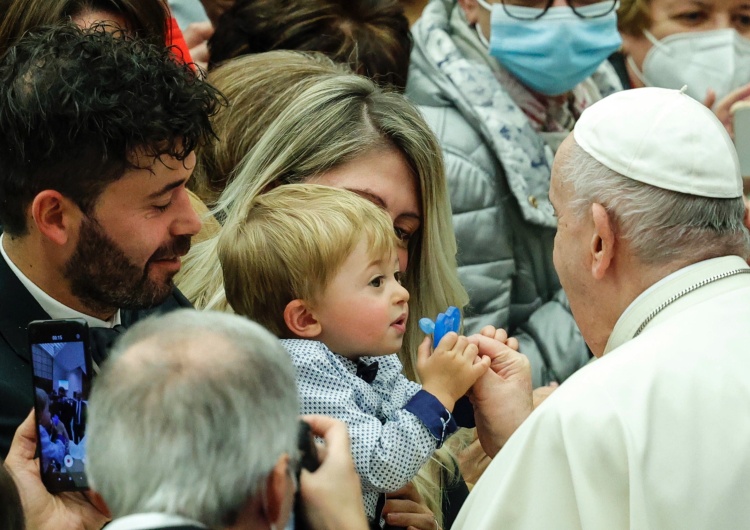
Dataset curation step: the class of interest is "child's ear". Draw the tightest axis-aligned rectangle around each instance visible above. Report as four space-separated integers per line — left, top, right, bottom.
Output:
284 299 322 339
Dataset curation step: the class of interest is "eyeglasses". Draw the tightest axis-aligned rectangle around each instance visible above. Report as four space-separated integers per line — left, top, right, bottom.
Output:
500 0 617 20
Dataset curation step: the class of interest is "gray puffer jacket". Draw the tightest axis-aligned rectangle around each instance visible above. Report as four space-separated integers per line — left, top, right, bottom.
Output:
406 0 621 386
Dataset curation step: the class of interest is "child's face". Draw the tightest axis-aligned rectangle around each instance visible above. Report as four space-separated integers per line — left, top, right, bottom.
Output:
314 239 409 359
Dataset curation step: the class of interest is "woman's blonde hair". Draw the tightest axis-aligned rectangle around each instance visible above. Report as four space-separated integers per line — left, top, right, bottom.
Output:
180 51 468 382
617 0 652 35
219 184 399 336
177 51 470 524
189 51 349 207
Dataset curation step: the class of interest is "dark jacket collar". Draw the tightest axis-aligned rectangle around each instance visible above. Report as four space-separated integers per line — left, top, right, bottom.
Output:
0 255 50 362
0 250 193 362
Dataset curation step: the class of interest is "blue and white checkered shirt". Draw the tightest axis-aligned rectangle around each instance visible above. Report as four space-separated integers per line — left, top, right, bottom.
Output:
281 339 460 521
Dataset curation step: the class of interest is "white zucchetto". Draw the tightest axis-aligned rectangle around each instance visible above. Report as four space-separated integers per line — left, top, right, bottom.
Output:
574 87 742 199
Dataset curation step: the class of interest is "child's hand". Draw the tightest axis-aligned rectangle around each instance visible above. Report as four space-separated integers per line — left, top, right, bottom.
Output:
417 332 490 411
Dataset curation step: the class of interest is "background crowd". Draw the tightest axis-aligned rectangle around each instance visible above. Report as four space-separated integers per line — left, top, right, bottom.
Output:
0 0 749 529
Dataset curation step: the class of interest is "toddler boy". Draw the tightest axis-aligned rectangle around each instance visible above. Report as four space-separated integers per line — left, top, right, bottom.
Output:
219 184 489 524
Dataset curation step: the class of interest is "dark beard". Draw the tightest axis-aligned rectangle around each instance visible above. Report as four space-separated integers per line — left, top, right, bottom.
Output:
64 216 191 315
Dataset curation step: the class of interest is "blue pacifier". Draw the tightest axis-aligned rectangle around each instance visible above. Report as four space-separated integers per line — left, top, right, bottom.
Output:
419 306 461 347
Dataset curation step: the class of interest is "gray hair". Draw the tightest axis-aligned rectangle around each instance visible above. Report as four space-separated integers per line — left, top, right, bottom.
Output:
86 310 299 526
559 140 750 264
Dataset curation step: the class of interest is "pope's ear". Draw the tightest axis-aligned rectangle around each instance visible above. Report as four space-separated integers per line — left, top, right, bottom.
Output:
284 299 322 339
30 190 80 246
590 202 614 280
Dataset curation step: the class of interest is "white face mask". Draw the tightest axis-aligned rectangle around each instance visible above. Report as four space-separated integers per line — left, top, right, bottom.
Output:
627 28 750 105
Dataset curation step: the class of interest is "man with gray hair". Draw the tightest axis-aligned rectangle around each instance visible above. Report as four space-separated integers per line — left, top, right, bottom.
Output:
87 309 295 529
4 309 368 530
455 87 750 528
90 309 370 530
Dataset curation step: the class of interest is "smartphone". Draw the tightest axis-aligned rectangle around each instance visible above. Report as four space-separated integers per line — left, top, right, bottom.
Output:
731 101 750 194
29 319 92 493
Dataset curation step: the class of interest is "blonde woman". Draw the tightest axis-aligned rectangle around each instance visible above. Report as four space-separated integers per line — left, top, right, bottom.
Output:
189 51 349 208
177 51 475 529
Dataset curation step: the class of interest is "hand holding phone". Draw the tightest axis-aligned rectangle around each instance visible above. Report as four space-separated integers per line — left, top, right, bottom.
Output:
4 411 110 530
29 319 92 493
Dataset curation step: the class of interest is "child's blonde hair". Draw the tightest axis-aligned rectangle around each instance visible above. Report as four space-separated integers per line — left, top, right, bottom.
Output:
219 184 401 336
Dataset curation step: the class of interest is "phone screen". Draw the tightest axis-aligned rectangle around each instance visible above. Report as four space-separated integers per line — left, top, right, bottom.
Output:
29 319 92 492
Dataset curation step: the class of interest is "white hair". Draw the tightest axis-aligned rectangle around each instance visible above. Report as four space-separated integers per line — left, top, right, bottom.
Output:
559 140 750 264
86 310 299 527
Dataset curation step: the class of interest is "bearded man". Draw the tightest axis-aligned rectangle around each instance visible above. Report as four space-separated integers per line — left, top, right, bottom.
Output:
0 24 222 456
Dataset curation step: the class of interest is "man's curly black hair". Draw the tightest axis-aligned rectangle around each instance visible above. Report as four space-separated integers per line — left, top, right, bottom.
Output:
0 23 224 235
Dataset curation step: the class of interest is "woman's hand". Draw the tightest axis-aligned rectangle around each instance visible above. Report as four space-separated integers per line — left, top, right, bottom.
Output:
703 83 750 138
383 482 439 530
4 411 110 530
456 431 492 488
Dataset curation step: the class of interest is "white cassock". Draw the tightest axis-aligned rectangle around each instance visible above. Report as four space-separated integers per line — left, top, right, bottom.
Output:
454 255 750 529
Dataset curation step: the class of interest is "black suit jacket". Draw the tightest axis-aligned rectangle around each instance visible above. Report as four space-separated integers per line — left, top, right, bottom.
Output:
0 256 192 457
58 397 75 430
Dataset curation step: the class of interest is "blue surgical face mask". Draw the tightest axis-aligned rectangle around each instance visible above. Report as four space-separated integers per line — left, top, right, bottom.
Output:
475 0 622 96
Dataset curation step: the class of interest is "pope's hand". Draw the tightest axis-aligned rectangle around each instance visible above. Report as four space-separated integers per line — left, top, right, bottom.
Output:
467 334 533 457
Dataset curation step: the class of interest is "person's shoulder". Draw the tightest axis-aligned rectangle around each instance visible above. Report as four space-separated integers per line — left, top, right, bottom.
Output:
421 103 487 158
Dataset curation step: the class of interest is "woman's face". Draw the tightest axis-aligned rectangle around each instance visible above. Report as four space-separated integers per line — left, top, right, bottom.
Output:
623 0 750 76
467 0 570 40
308 146 422 273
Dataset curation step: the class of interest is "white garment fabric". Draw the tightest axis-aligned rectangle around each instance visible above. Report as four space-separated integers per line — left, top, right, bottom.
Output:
105 513 207 530
574 87 742 199
454 255 750 529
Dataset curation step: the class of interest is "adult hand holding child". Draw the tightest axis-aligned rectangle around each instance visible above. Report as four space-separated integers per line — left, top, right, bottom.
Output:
466 330 533 458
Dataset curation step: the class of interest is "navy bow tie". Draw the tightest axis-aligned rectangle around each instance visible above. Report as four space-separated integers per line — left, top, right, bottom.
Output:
89 325 126 365
356 360 379 383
